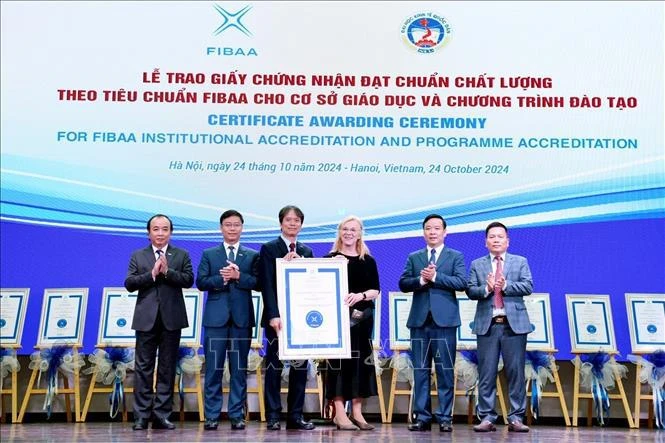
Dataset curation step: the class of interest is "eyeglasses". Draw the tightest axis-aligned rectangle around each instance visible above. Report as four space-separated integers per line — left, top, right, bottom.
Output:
222 223 242 228
341 227 360 233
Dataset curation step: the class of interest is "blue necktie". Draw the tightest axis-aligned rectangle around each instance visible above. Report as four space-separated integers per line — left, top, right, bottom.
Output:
429 248 437 265
156 249 163 260
228 246 235 262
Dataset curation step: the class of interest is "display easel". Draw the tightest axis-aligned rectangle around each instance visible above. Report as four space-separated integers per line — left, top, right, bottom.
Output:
453 360 509 424
524 347 570 426
631 353 657 429
17 345 82 422
0 345 20 423
566 294 634 428
571 351 635 427
372 344 387 423
172 345 204 422
80 345 134 422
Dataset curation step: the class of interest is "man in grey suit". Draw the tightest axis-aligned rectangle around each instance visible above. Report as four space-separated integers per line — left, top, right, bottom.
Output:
467 221 533 433
125 214 194 431
197 209 259 431
399 214 467 432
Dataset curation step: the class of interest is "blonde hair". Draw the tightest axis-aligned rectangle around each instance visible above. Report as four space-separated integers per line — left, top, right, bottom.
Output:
330 215 371 259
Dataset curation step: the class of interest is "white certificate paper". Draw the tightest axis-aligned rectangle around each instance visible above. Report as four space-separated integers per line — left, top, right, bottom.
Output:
0 288 29 345
389 292 412 350
457 292 478 349
566 294 616 352
525 293 555 350
626 293 665 352
39 288 88 346
277 258 350 360
251 290 263 348
99 288 137 345
180 289 202 345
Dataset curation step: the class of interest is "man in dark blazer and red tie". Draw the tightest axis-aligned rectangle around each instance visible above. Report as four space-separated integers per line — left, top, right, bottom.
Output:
467 221 533 433
399 214 467 433
197 209 259 431
259 205 315 431
125 214 194 431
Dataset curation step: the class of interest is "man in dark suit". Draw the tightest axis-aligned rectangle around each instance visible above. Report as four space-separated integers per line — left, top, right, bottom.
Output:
399 214 467 433
467 221 533 433
260 205 315 431
125 214 194 431
197 209 259 431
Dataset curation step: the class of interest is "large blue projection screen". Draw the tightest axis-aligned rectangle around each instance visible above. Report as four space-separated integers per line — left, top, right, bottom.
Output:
1 2 664 358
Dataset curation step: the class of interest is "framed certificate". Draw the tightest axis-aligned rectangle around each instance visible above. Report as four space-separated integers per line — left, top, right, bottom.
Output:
566 294 616 353
38 288 88 347
456 292 478 349
389 292 412 350
98 287 138 346
251 290 264 349
371 291 382 350
525 293 555 351
0 288 30 346
625 293 665 353
180 289 203 346
276 258 351 360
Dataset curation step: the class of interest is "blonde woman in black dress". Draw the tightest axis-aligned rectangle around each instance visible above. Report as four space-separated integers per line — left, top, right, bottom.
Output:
325 215 380 431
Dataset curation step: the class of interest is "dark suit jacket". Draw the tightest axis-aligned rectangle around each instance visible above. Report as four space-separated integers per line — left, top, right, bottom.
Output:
466 253 533 335
196 244 259 328
399 246 467 328
125 244 194 331
259 237 313 327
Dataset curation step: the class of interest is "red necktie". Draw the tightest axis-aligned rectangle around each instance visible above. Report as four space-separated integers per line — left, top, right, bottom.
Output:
494 256 504 308
289 242 296 253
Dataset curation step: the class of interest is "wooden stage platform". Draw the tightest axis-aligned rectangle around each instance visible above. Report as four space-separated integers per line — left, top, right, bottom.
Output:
0 420 659 442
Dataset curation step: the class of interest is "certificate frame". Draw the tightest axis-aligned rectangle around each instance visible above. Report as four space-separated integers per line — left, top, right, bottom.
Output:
98 287 138 346
180 289 203 346
0 288 30 346
566 294 616 353
456 291 478 349
525 293 555 351
388 291 412 351
371 291 382 350
38 288 88 347
251 290 264 349
276 258 351 360
625 293 665 353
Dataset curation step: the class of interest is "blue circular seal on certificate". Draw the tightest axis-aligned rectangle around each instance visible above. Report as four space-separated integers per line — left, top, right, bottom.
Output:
647 324 657 333
117 318 127 327
0 319 5 328
586 324 597 334
305 310 323 328
57 319 68 328
530 323 536 332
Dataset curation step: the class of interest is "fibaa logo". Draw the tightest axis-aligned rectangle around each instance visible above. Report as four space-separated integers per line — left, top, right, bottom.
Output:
213 4 252 36
401 12 452 54
208 4 258 57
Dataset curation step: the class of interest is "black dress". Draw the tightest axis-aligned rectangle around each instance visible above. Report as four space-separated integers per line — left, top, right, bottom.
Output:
324 252 380 400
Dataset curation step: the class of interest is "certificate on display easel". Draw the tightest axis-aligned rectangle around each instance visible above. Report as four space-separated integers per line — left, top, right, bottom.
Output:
98 287 137 346
251 290 263 348
276 258 351 360
180 289 203 346
0 288 30 346
566 294 616 353
371 292 382 350
456 292 477 349
525 293 555 350
38 288 88 346
388 292 412 350
625 293 665 353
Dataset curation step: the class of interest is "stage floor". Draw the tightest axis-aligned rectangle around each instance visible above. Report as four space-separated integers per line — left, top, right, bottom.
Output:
0 421 659 442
